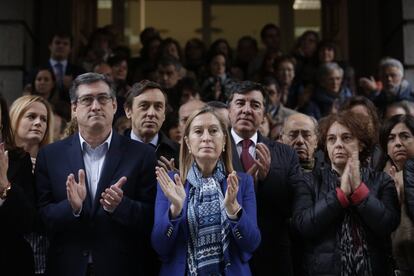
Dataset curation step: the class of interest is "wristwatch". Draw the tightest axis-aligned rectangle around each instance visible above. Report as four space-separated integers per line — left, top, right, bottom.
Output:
0 184 11 199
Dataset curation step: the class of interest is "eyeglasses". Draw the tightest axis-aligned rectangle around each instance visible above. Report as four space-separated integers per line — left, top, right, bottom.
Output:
76 94 113 106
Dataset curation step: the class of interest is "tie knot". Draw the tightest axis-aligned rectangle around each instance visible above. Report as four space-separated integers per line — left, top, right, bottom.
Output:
241 139 252 149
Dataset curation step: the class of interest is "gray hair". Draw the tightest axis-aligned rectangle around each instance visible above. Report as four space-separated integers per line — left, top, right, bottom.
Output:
69 72 115 103
318 62 344 82
379 57 404 77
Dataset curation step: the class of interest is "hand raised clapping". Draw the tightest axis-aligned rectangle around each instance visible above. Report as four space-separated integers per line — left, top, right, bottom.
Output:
224 171 241 215
0 143 10 193
156 167 186 219
66 169 87 214
100 176 127 213
340 150 361 196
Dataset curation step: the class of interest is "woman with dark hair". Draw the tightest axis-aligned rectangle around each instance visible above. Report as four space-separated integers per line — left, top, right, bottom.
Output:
201 51 233 102
0 93 36 275
378 114 414 275
152 106 260 275
273 55 305 110
378 114 414 172
208 38 233 61
292 110 400 275
159 37 183 62
292 30 320 85
184 38 207 80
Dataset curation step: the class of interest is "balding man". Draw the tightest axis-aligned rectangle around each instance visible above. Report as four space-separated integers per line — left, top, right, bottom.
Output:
178 99 205 134
281 113 318 172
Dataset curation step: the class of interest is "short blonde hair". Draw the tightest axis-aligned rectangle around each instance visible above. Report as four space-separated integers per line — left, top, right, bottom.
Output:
10 95 54 147
179 106 233 182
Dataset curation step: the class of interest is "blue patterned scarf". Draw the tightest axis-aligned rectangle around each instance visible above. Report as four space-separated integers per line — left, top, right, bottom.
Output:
187 161 231 276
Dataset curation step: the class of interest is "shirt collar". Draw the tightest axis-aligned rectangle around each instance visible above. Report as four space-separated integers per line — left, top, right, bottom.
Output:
79 130 113 151
130 131 159 147
231 128 258 146
50 58 68 68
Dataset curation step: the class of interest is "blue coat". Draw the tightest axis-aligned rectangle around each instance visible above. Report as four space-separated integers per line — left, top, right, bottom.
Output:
151 172 261 276
36 132 157 276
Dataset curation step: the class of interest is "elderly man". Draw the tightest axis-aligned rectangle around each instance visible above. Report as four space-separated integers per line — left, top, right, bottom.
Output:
228 81 304 276
360 57 414 114
124 80 179 170
281 113 318 172
36 73 157 276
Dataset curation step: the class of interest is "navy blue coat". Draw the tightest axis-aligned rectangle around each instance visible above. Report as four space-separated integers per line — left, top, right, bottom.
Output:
36 132 157 276
151 172 261 276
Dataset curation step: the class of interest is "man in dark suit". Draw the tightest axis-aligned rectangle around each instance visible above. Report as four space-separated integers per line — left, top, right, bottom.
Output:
227 81 304 276
124 80 179 170
48 32 85 89
36 73 157 276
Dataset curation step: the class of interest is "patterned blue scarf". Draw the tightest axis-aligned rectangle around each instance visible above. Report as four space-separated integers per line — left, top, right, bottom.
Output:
187 161 231 276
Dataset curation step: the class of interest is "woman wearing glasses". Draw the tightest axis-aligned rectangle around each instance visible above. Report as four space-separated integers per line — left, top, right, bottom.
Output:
152 106 261 275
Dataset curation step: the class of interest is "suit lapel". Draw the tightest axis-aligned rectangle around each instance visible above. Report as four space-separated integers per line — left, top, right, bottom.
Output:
67 135 93 212
92 132 123 214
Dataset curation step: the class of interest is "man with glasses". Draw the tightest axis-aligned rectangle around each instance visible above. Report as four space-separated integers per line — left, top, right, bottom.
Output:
36 73 157 275
281 113 318 172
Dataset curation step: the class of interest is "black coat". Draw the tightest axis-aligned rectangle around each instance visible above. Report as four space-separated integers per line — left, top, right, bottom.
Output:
124 130 179 169
404 159 414 222
231 132 305 276
0 149 36 275
292 166 400 276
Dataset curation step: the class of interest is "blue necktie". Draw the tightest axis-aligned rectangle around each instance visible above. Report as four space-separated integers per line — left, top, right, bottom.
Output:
55 62 64 88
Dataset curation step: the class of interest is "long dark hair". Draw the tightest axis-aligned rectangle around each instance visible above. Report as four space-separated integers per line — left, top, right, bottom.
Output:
0 93 17 150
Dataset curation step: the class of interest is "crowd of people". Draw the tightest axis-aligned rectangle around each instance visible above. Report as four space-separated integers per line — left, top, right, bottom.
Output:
2 22 414 275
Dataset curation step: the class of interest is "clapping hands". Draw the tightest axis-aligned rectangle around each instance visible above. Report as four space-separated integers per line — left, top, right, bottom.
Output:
156 167 186 219
340 150 361 196
224 171 241 215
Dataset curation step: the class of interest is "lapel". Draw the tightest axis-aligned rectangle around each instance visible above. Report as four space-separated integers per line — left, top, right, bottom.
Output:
230 134 244 172
92 132 123 214
67 134 93 213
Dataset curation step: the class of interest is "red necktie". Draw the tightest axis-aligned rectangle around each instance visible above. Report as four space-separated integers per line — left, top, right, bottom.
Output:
241 139 255 171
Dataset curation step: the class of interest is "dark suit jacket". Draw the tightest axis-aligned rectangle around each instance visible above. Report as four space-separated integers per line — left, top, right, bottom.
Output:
124 129 180 169
152 172 261 276
47 61 85 103
36 132 157 276
1 149 35 276
231 132 305 276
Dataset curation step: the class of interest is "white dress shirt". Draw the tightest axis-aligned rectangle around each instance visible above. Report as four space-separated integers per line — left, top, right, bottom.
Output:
49 58 68 76
231 128 258 159
130 131 159 148
79 131 112 201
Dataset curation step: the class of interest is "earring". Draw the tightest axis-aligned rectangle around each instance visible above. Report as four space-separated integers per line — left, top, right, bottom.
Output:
188 148 192 154
223 145 225 152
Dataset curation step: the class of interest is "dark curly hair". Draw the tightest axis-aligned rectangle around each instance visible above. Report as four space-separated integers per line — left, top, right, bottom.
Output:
318 110 375 166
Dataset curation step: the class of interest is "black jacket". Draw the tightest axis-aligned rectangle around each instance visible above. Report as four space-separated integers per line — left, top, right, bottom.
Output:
231 132 305 276
404 159 414 222
1 149 36 275
292 166 400 276
124 130 179 169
